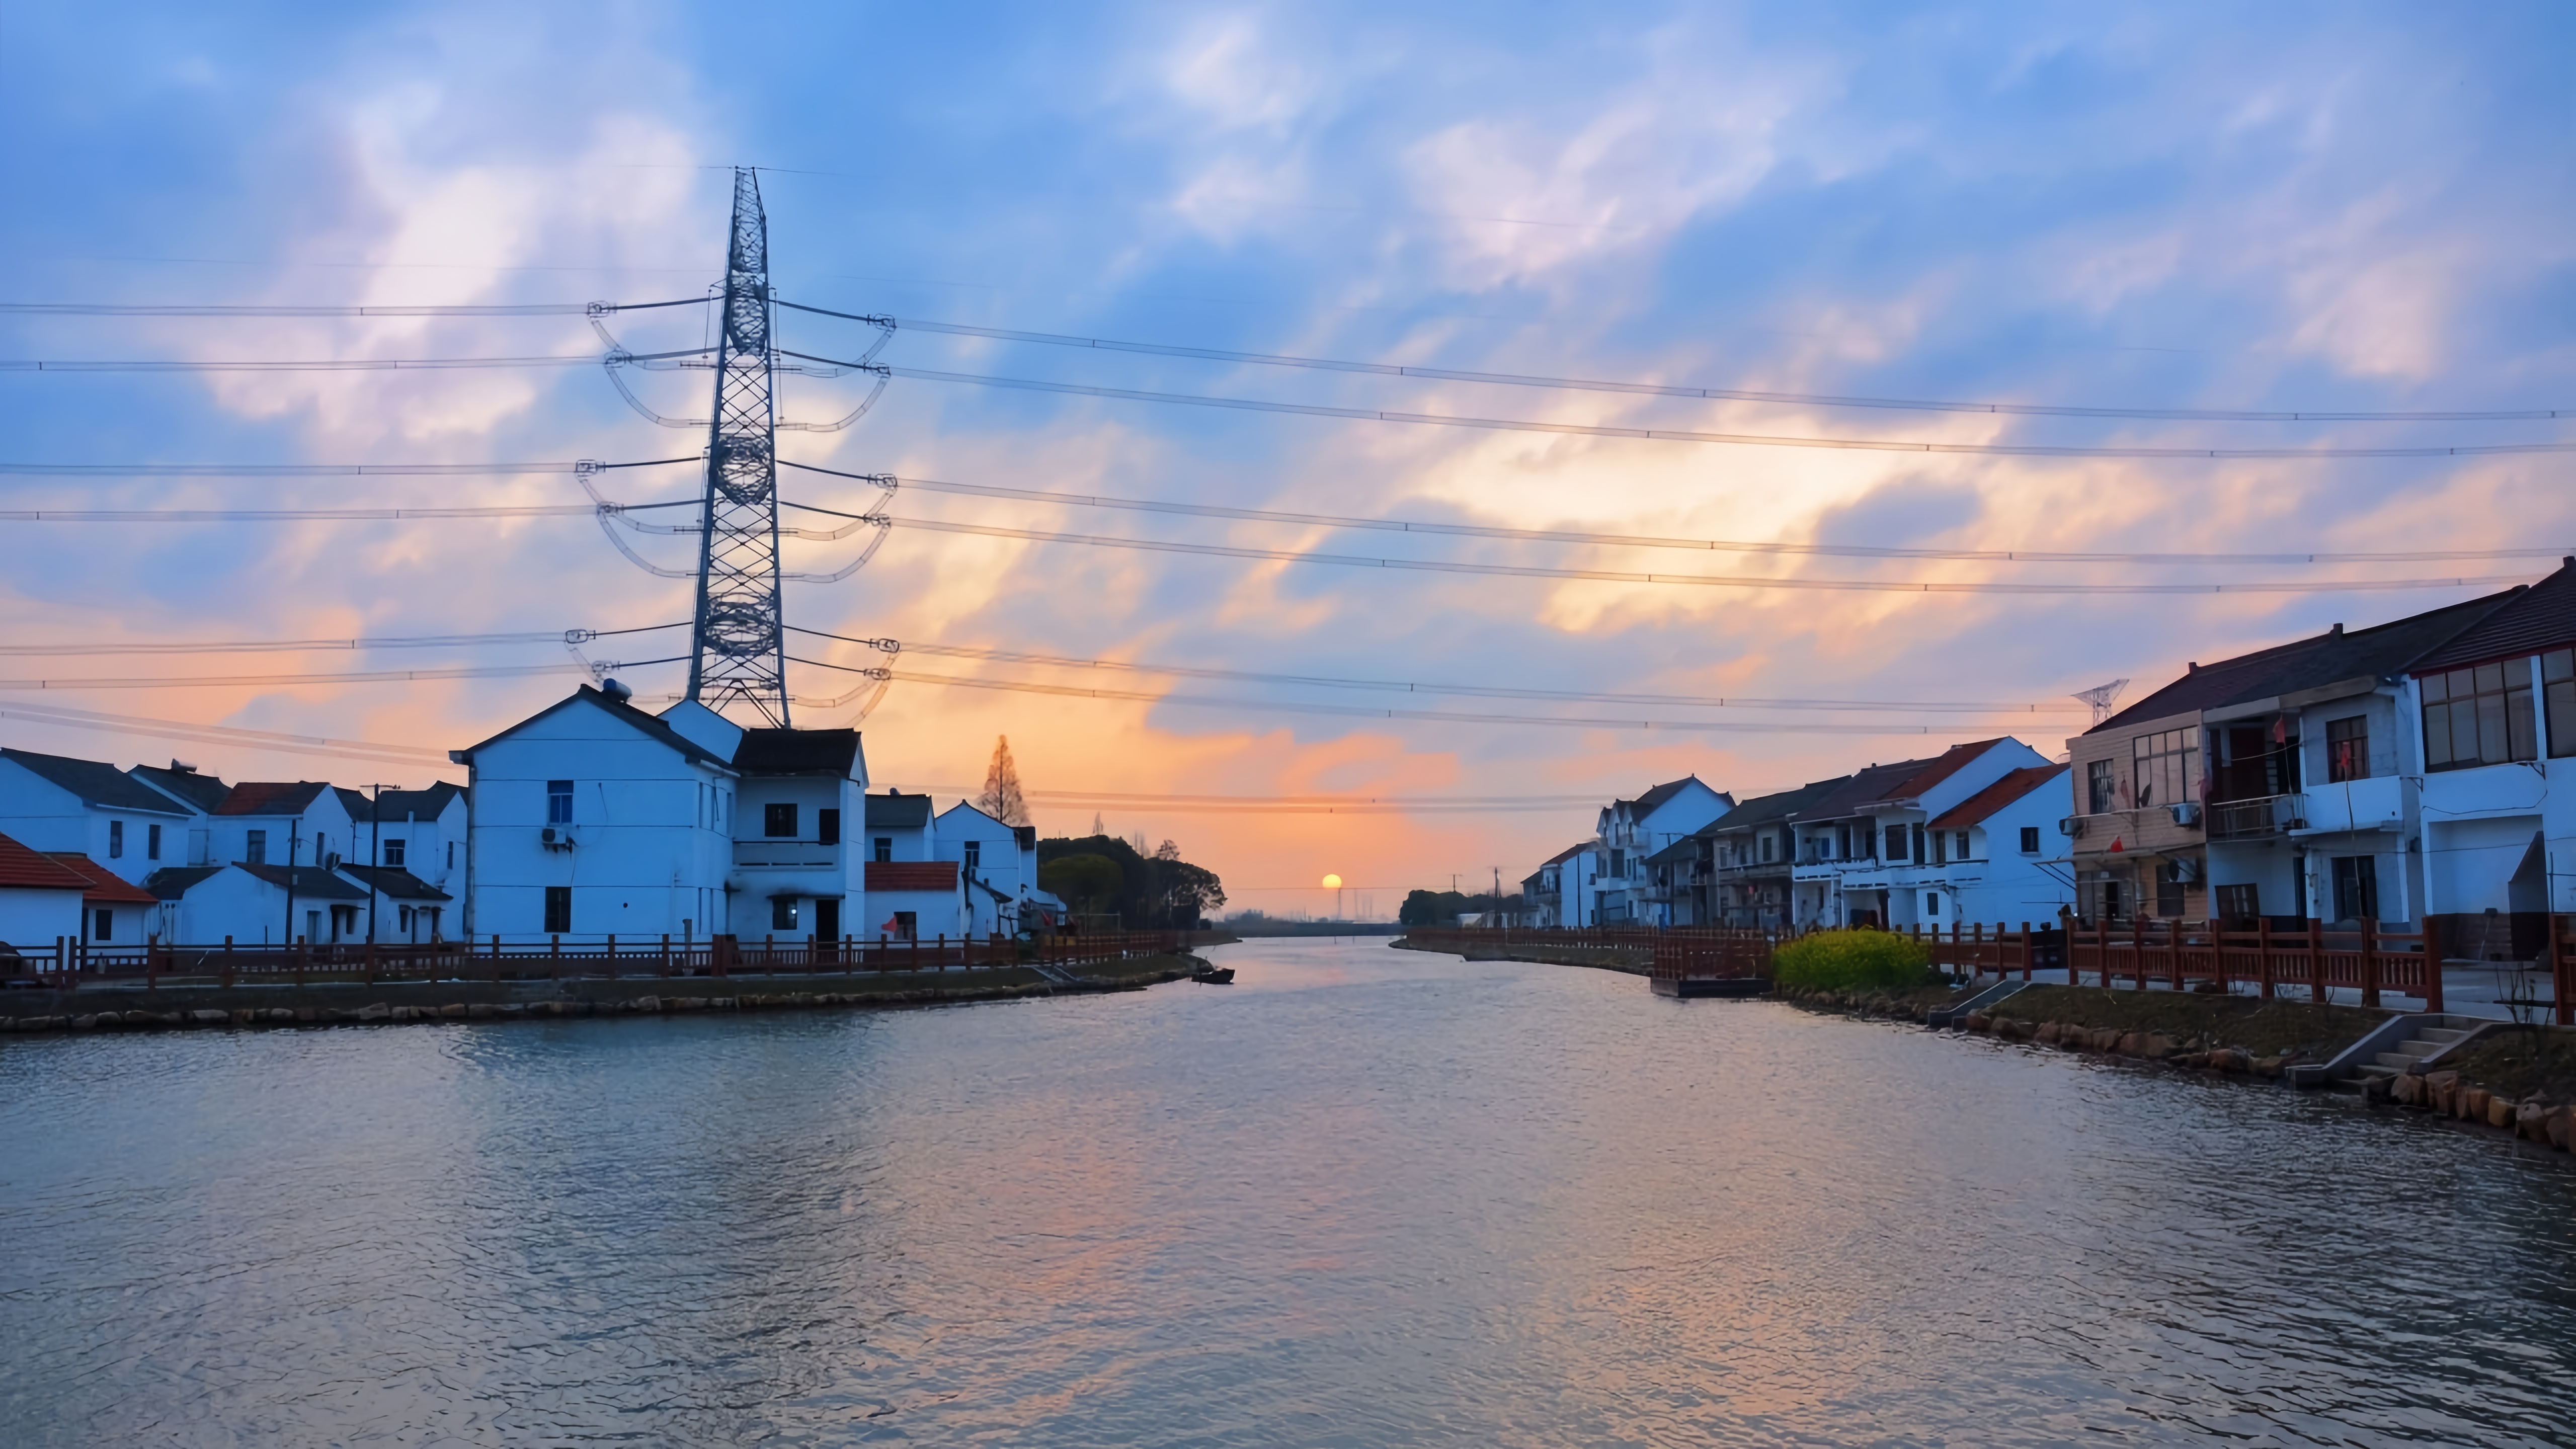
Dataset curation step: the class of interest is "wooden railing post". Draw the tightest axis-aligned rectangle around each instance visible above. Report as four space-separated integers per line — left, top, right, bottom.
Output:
491 933 502 985
222 935 234 989
2423 916 2445 1013
2554 914 2573 1026
2307 917 2326 1004
2358 917 2380 1008
2257 918 2275 1000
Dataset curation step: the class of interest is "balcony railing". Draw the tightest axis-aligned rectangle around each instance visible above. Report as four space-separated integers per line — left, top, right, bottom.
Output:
735 840 843 868
2207 793 2308 841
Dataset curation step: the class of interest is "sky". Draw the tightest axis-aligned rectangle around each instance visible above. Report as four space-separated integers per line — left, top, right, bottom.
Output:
2 2 2571 918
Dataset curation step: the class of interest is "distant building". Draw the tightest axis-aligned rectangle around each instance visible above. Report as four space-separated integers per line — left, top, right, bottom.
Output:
0 830 91 957
1586 777 1733 926
0 747 195 886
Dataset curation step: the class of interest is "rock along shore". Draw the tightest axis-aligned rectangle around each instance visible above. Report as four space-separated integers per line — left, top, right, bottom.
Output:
0 954 1205 1037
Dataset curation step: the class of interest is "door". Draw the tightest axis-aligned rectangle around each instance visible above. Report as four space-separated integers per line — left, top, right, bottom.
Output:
815 897 841 941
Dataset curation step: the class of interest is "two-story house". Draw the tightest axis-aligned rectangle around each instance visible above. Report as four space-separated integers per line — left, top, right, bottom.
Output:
1586 777 1733 926
1691 778 1849 928
1521 842 1591 928
730 727 870 943
1918 764 2075 927
0 748 195 886
208 782 359 878
128 760 230 866
1783 756 1936 929
1821 739 2052 931
861 791 954 940
937 802 1041 937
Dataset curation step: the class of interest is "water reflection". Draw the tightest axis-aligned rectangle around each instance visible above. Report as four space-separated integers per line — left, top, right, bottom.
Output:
2 939 2572 1445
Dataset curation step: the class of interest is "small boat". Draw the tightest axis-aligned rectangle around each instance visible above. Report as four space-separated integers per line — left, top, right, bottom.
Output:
1189 964 1236 985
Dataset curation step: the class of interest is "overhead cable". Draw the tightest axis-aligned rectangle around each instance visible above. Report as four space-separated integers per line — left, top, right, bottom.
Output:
778 461 2574 567
0 702 453 766
873 515 2538 596
0 459 704 477
871 313 2572 424
0 623 685 658
882 366 2576 461
0 662 691 690
861 666 2060 737
0 298 705 317
782 626 2083 714
1 353 609 373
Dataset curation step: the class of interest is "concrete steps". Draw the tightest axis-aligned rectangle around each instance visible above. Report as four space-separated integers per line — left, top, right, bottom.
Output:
2335 1016 2481 1087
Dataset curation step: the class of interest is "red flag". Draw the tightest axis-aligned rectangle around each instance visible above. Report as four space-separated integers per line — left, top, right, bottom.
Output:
2109 837 2125 853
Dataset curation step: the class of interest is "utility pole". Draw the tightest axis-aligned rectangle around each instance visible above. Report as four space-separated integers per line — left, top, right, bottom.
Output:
685 167 791 726
283 824 301 947
365 784 386 945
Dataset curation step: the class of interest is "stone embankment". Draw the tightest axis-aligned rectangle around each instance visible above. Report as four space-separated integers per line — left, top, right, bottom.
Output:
2379 1067 2576 1150
0 954 1204 1037
1388 937 1649 975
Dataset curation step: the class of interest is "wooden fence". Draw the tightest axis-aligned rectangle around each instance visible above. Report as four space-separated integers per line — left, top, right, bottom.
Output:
1404 916 2576 1024
2 931 1185 991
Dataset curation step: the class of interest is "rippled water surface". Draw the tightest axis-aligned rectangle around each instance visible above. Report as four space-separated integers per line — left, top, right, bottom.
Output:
5 940 2575 1446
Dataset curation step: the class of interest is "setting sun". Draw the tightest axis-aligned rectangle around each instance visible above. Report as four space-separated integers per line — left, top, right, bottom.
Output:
1321 873 1343 890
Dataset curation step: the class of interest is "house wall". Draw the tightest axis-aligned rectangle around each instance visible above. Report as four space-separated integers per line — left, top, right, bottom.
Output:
936 805 1036 937
0 762 188 886
209 795 358 873
461 704 738 942
0 886 83 954
733 776 864 939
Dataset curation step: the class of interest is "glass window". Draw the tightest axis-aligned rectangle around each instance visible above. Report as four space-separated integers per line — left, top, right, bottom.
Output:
2020 826 2040 854
382 838 406 867
2326 715 2368 783
246 829 267 865
546 780 574 825
2131 729 2201 810
1884 825 1908 860
92 908 112 941
108 820 123 859
2422 659 2535 769
1924 892 1940 914
772 897 799 931
2545 648 2575 759
818 808 840 844
963 840 982 869
2331 855 2380 923
147 823 162 861
2087 759 2118 814
873 837 893 863
1955 831 1971 860
764 802 797 838
542 886 572 935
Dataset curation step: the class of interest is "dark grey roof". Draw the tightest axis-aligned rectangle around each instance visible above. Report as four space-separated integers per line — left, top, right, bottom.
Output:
128 763 230 814
1619 776 1728 819
452 685 733 769
864 791 933 830
733 728 861 775
234 863 367 900
1643 836 1699 867
143 866 224 901
2095 587 2524 734
1785 759 1941 824
1705 777 1850 835
1012 825 1036 851
2408 558 2576 675
326 783 465 822
333 786 375 821
334 865 451 901
0 748 190 815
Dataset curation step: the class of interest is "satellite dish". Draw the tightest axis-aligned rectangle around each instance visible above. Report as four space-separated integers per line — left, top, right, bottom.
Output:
2071 678 2129 727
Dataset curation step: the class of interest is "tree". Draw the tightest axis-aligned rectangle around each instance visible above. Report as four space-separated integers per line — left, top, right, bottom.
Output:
1039 853 1125 918
1037 833 1227 928
1161 859 1227 925
975 736 1030 826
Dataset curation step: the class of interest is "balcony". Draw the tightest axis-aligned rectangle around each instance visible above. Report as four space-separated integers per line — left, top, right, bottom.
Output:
2293 775 2406 836
735 839 843 869
2206 793 2308 841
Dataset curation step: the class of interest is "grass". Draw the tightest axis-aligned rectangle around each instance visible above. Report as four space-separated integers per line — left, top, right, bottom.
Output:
2440 1027 2576 1103
1982 984 2387 1060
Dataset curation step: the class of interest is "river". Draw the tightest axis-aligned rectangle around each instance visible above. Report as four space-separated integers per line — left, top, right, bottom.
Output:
3 939 2572 1445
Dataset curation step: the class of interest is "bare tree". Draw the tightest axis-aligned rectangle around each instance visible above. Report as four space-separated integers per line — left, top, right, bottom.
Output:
975 736 1030 826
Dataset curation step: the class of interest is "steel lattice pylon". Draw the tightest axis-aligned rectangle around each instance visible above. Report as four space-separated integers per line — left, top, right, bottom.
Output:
687 168 791 725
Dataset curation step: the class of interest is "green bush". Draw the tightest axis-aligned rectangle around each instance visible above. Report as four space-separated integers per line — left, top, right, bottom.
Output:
1771 929 1937 992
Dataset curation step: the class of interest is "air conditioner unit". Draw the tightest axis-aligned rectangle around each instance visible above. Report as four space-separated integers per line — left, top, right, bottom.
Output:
540 826 574 850
2058 816 2085 838
2169 801 2201 827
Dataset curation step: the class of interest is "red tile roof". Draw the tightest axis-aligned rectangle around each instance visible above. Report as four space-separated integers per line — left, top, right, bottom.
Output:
1881 740 2008 802
42 854 159 905
0 833 92 891
865 861 957 892
215 781 331 817
1928 765 2072 832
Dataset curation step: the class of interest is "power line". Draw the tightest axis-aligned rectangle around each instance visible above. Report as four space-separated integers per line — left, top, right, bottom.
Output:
0 298 705 317
0 702 453 766
0 623 686 658
1 353 612 373
782 625 2084 714
858 664 2076 736
0 457 697 477
873 514 2540 596
869 313 2572 424
882 366 2576 461
777 461 2576 567
0 662 685 691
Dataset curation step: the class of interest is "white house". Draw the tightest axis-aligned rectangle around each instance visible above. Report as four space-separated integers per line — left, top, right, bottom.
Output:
1583 777 1733 926
326 783 470 896
1783 739 2052 930
206 781 358 875
0 748 195 886
0 831 89 959
1917 764 2076 930
936 801 1040 937
1519 842 1592 928
128 760 230 866
146 863 372 946
449 682 742 943
731 725 870 943
44 852 159 946
861 791 954 940
333 865 455 943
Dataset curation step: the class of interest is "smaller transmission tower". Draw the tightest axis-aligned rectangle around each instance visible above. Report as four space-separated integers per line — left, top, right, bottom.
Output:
686 168 791 726
2072 679 2130 727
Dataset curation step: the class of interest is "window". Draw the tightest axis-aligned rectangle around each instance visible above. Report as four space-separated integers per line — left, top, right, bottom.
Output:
889 910 918 941
2087 759 2119 815
2545 648 2575 758
1884 826 1907 860
2020 826 2041 855
2216 882 2260 926
1913 825 1928 862
772 896 799 931
2325 715 2369 783
818 808 840 844
108 821 124 859
765 802 798 838
147 823 162 861
446 841 455 870
246 830 267 865
1929 831 1945 865
382 838 406 867
873 837 893 863
92 908 112 941
962 839 981 870
1955 831 1972 861
2131 729 2201 810
1923 892 1940 915
542 886 572 935
2330 855 2380 923
2155 861 2186 919
1759 834 1774 863
2423 660 2535 769
547 780 574 825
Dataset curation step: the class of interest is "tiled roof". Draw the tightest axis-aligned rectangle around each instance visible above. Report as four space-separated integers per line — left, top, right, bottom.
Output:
334 782 466 823
865 860 956 892
2092 587 2525 734
42 853 158 905
216 781 331 817
128 762 230 813
733 728 861 775
1706 777 1849 834
864 792 933 830
143 866 224 901
1539 841 1591 866
1785 758 1941 823
0 748 190 815
1928 765 2072 832
232 864 367 900
0 832 92 891
452 684 734 769
334 865 452 902
1880 740 2009 802
2407 558 2576 674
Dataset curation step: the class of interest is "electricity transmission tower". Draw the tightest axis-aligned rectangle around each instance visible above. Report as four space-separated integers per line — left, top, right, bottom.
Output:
686 168 791 726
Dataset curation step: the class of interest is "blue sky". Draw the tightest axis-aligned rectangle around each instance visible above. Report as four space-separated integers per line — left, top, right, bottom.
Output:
4 3 2571 908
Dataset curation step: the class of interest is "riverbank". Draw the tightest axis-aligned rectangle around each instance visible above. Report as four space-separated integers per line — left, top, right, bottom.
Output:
0 952 1206 1035
1387 935 1648 975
